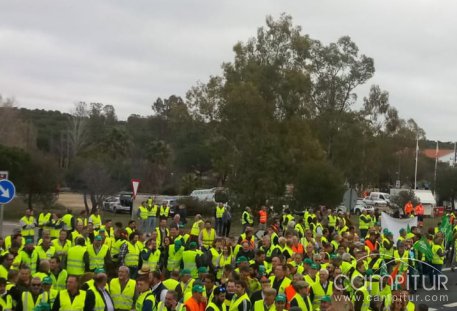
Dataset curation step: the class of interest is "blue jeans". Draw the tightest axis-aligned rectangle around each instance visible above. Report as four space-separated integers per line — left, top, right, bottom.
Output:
148 217 156 233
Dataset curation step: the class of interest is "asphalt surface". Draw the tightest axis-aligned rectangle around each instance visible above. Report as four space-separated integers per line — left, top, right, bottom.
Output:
412 268 457 310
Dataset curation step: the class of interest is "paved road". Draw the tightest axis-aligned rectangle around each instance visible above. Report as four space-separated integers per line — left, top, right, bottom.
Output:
0 221 20 237
412 268 457 310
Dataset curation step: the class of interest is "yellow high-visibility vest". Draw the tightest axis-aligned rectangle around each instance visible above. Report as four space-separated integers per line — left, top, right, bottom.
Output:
110 278 136 310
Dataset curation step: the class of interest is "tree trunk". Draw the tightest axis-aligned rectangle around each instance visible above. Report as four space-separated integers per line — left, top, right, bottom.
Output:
28 192 33 209
83 192 90 215
90 193 98 214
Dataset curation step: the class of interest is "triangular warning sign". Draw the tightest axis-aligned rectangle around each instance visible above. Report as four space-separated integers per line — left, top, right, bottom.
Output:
131 179 140 198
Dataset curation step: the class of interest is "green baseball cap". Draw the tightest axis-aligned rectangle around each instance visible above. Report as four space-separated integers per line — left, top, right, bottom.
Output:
42 276 53 285
311 263 320 270
198 267 208 273
180 269 191 276
304 258 313 265
321 295 332 303
275 294 286 303
192 284 205 293
189 242 198 248
236 256 248 264
94 235 103 241
94 268 105 274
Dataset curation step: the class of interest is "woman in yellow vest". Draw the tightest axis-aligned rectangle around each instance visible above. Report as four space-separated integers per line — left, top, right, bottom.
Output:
216 246 233 281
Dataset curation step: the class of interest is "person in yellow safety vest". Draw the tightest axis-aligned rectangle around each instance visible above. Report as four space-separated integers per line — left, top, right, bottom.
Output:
179 269 195 303
49 214 63 240
215 202 225 236
42 276 58 309
328 210 338 234
125 220 137 238
135 276 156 311
310 269 333 310
163 270 180 292
88 209 102 230
34 237 56 266
156 218 170 247
289 281 312 311
182 242 202 279
202 285 223 311
252 286 275 311
431 236 445 287
268 264 291 294
38 209 52 239
13 240 34 271
61 209 75 234
19 208 36 243
358 210 371 239
86 272 115 311
160 202 170 218
199 221 216 250
77 210 88 228
119 232 140 278
17 276 50 310
167 239 184 272
148 203 159 232
49 256 68 292
352 276 370 311
137 201 149 233
394 241 410 276
52 230 71 262
397 228 407 247
139 239 161 271
157 290 184 311
281 209 294 231
380 231 395 266
109 266 136 310
241 207 254 233
65 237 89 276
190 214 204 242
229 279 251 311
33 260 51 282
0 277 13 310
87 235 111 271
52 275 88 310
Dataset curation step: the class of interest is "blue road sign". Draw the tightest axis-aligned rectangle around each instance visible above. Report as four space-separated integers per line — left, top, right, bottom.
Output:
0 179 15 204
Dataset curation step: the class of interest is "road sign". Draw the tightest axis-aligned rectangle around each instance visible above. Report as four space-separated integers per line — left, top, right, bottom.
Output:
0 179 15 204
0 171 8 180
131 179 140 199
395 180 401 188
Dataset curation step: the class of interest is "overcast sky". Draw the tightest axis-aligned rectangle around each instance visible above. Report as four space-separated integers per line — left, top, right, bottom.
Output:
1 1 456 141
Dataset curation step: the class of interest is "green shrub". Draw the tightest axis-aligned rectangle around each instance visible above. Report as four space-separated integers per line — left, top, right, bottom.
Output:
178 197 215 217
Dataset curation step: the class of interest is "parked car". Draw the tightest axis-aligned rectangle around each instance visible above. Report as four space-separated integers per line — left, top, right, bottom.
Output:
363 192 390 207
102 192 132 214
352 200 374 215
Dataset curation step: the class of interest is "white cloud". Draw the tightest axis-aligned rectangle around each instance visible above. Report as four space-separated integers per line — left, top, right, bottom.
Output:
1 0 457 140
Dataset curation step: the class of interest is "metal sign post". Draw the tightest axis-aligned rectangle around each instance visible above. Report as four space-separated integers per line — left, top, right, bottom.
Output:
0 177 16 237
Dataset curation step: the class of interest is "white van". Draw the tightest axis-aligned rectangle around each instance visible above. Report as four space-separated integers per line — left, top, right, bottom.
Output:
363 192 390 207
190 187 225 202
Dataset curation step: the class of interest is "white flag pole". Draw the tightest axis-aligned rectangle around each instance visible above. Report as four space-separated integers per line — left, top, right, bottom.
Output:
414 138 419 190
434 141 438 197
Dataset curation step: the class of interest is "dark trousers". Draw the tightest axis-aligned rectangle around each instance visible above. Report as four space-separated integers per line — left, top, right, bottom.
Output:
223 221 231 237
215 219 223 236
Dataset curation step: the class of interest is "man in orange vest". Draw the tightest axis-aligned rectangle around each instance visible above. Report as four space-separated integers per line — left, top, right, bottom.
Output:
184 284 206 311
415 202 425 225
259 206 268 231
404 201 413 216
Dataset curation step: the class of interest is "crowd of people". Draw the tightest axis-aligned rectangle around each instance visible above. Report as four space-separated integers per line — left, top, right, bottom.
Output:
0 198 441 311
